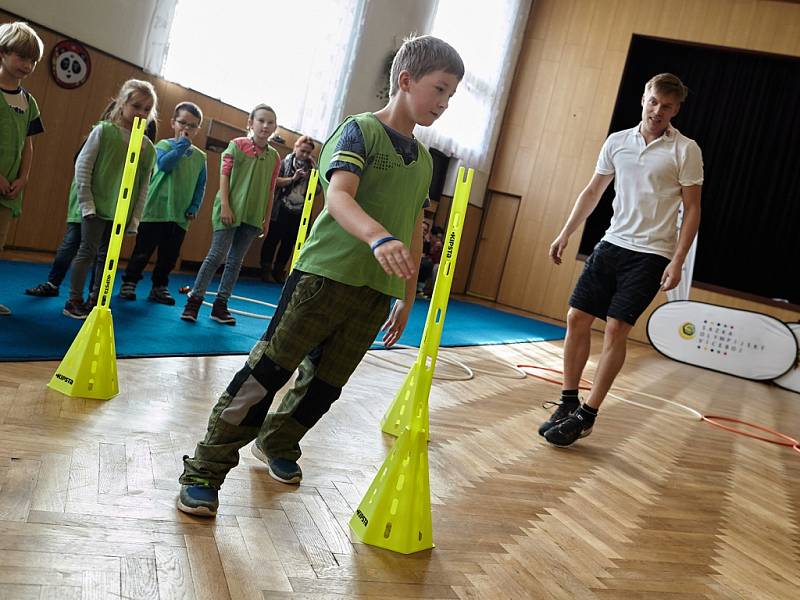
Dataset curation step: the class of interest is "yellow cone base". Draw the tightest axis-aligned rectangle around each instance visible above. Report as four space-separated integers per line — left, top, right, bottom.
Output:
349 427 433 554
47 307 119 400
380 363 430 438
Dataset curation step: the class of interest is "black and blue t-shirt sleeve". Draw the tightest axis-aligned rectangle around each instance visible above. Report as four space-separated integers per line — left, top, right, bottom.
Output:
326 120 366 181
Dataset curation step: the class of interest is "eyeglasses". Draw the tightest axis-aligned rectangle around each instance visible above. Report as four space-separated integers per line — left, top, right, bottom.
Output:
174 119 199 130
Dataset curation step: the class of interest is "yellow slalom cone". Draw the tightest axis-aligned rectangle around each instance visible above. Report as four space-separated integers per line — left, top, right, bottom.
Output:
349 425 433 554
349 168 474 554
48 117 147 400
290 168 319 270
381 167 474 437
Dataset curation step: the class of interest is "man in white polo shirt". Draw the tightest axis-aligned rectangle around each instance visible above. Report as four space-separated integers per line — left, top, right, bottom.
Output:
540 73 703 447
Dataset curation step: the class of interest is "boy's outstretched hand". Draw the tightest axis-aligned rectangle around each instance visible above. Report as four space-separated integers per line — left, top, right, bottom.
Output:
373 239 416 279
381 299 411 348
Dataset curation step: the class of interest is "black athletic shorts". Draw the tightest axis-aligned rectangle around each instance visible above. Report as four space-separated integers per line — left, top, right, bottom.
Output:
569 241 670 325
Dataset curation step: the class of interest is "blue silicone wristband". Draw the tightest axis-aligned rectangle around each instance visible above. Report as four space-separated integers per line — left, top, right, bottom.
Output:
370 236 399 252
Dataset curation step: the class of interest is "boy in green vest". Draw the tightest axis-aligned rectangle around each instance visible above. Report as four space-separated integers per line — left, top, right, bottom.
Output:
120 102 207 305
0 22 44 316
177 35 464 516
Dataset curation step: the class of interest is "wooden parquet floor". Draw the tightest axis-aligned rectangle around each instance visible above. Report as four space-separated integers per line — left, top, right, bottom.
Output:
0 337 799 599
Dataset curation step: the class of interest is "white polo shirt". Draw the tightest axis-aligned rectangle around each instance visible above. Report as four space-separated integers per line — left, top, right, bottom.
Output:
597 124 703 259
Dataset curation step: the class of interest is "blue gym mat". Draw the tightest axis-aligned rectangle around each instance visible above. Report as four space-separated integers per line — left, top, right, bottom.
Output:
0 259 565 361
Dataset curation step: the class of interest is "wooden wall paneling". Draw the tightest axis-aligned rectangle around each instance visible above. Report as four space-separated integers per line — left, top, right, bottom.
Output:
581 0 617 69
450 203 482 295
487 0 800 342
466 193 519 300
541 0 575 63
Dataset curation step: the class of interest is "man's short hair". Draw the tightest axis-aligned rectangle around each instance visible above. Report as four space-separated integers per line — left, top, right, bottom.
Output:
645 73 688 103
0 22 44 62
389 35 464 97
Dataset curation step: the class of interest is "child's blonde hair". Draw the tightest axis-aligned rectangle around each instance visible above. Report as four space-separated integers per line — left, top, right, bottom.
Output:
645 73 689 103
389 35 464 97
106 79 159 127
0 22 44 62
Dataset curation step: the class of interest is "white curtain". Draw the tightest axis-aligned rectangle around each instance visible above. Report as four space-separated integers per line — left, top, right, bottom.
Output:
160 0 365 141
143 0 179 76
415 0 532 173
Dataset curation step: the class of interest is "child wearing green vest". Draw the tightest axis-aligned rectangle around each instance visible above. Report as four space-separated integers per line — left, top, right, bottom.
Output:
119 101 207 305
180 104 280 325
63 79 157 319
177 35 464 516
0 22 44 316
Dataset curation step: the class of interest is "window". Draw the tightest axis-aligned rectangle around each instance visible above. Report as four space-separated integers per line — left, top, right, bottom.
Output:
161 0 365 140
414 0 530 172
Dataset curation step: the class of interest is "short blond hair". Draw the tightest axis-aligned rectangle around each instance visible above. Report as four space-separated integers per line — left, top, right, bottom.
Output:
645 73 688 103
0 22 44 62
389 35 464 97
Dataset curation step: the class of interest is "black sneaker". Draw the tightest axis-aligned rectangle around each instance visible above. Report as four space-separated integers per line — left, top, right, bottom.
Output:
25 281 58 297
544 412 594 447
538 398 579 437
210 298 236 325
181 294 203 322
63 298 90 320
149 286 175 305
119 282 136 300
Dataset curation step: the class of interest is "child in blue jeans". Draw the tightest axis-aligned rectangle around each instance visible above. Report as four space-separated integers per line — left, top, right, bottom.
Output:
180 103 280 325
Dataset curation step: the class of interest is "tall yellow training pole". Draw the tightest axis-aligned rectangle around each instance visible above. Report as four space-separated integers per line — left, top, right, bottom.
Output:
290 168 319 270
48 116 147 400
380 167 474 437
348 167 474 554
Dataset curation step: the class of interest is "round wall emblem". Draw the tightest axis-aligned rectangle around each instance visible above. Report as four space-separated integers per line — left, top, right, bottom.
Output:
51 40 91 89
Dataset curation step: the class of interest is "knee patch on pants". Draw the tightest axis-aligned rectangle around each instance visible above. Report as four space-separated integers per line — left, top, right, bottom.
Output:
223 355 293 427
293 377 342 428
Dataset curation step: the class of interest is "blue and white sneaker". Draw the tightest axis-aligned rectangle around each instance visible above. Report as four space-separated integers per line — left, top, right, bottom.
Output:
251 444 302 484
176 481 219 516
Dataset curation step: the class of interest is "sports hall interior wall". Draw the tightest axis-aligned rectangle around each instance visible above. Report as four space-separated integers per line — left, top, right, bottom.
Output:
0 2 474 284
480 0 800 342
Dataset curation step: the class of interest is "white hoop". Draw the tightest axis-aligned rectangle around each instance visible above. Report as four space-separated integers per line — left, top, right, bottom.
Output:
607 387 703 420
366 344 474 381
202 291 277 320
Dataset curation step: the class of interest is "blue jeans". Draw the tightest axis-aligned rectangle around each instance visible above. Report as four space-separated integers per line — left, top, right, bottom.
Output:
191 224 260 302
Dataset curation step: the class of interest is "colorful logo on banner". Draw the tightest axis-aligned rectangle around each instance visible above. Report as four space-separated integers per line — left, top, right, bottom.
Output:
679 322 696 339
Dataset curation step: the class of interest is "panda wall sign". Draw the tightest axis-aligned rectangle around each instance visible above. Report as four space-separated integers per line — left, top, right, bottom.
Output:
51 40 91 89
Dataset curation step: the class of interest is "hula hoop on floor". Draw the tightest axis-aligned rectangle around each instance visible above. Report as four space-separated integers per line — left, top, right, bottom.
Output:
794 445 800 456
366 344 474 381
517 364 592 390
518 363 702 419
202 291 277 320
701 415 799 447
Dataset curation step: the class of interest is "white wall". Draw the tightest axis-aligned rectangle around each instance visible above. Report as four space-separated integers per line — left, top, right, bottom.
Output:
3 0 158 66
341 0 435 117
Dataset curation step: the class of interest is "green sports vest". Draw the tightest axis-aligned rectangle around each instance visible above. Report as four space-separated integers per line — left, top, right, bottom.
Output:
66 121 156 223
142 139 206 230
295 113 432 299
0 90 40 217
211 139 279 231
